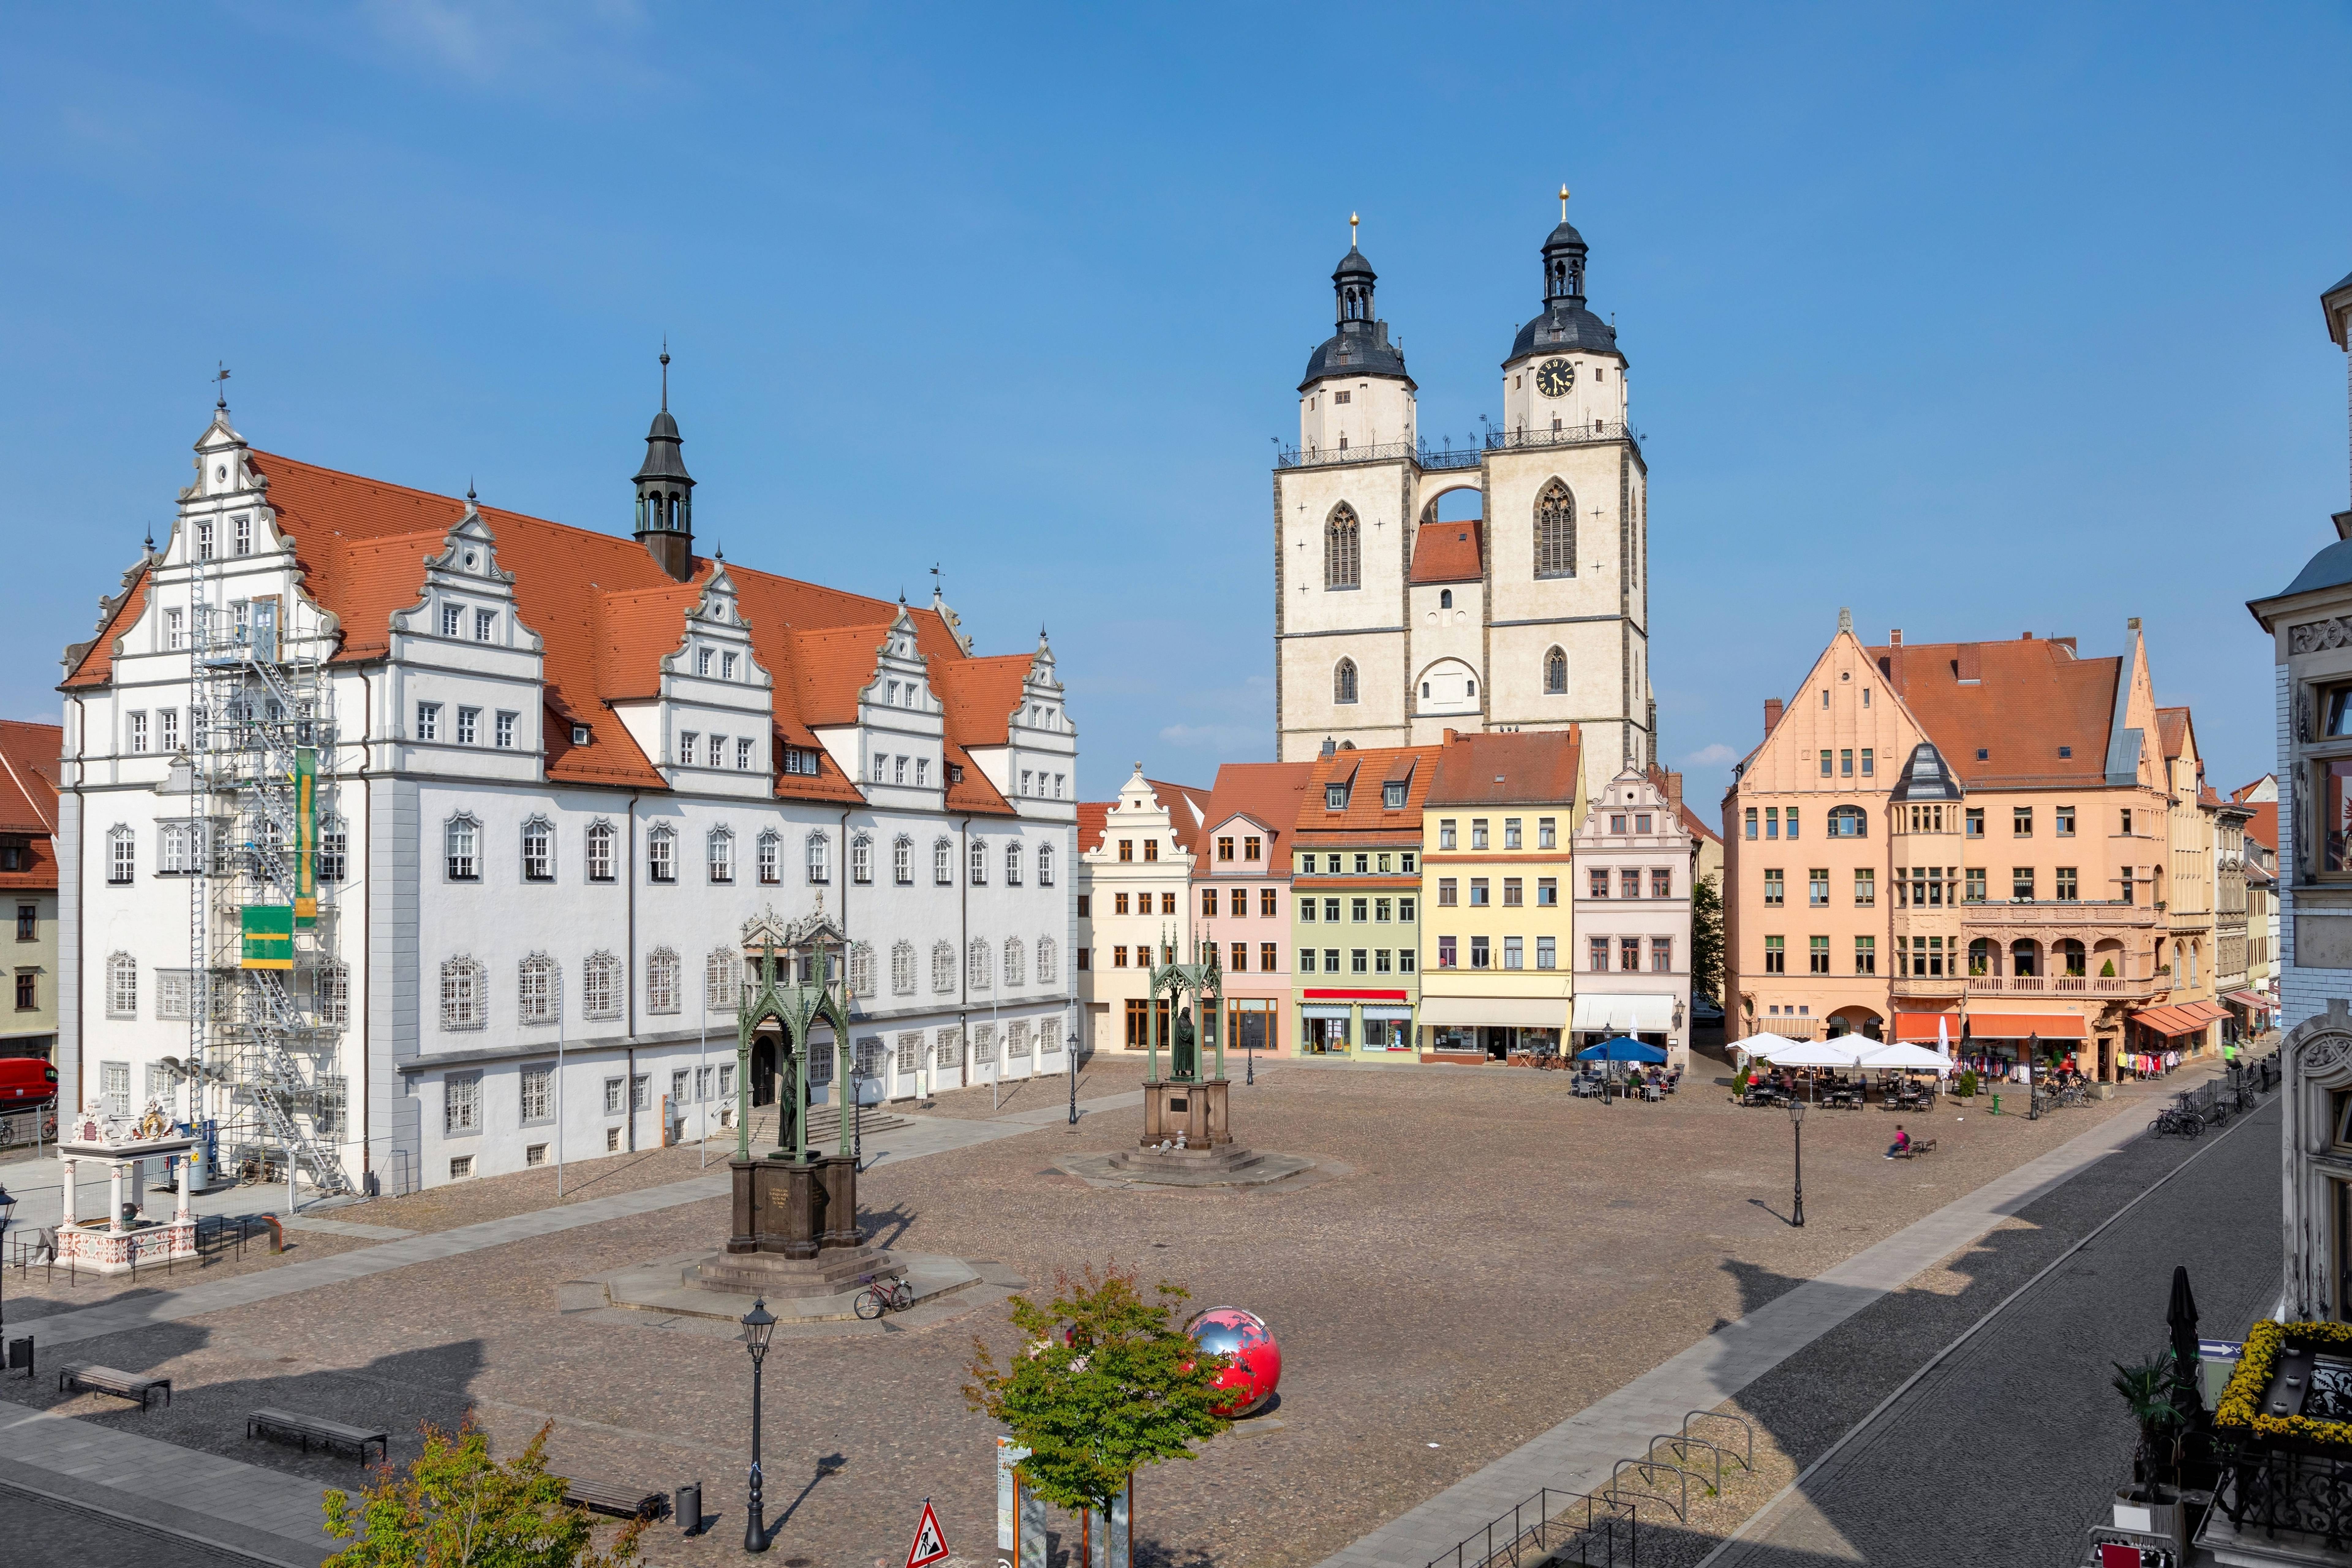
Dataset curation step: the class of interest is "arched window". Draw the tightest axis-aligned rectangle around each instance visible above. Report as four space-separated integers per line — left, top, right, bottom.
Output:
849 941 875 998
439 956 485 1030
708 827 735 884
805 831 830 885
646 824 675 884
851 835 873 884
932 940 956 993
1440 589 1452 609
1325 504 1361 590
518 953 557 1023
707 946 740 1012
583 952 623 1019
970 839 989 885
1535 480 1576 578
1038 843 1055 886
1006 842 1024 885
934 838 955 885
893 836 913 885
521 816 554 882
105 952 138 1018
1037 936 1057 984
1335 659 1359 705
2009 940 2039 980
756 829 780 884
586 820 616 882
891 940 916 995
1827 805 1868 839
1544 647 1567 695
1003 937 1025 988
968 937 992 991
646 947 680 1013
444 815 480 881
1968 937 1994 977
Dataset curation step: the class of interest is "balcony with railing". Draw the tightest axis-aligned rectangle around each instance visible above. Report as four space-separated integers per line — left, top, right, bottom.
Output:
1959 898 2159 929
1274 421 1638 471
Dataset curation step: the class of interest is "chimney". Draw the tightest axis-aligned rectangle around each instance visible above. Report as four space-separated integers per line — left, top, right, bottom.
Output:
1665 771 1683 810
1319 737 1336 758
1763 698 1783 737
2021 631 2034 640
1889 628 1903 646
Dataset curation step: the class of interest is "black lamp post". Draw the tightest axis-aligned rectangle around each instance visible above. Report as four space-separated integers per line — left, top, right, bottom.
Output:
0 1182 15 1344
1067 1021 1079 1125
1787 1100 1806 1228
741 1297 777 1553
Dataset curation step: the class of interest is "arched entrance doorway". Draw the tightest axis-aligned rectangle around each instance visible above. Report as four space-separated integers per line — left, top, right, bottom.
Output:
1826 1007 1884 1042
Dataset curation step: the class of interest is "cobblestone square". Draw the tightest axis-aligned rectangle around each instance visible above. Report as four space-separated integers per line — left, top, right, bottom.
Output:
0 1053 2215 1567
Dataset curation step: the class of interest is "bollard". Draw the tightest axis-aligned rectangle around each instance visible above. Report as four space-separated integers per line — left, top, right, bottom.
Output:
675 1481 702 1536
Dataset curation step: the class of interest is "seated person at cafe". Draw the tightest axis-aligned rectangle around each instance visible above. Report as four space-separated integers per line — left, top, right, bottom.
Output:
1885 1124 1911 1159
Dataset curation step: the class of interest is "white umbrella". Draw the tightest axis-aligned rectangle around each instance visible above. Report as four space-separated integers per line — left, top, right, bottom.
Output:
1751 1039 1873 1068
1857 1041 1953 1075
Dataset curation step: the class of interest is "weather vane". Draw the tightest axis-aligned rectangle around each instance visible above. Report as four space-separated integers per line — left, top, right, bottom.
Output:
214 362 231 409
1349 211 1359 247
1559 184 1571 220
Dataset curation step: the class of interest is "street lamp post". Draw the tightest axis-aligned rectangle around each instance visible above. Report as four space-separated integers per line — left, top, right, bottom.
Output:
1067 1013 1079 1125
741 1297 777 1553
0 1182 15 1348
1787 1101 1806 1228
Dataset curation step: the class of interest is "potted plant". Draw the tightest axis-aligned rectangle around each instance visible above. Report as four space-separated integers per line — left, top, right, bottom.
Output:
1956 1068 1978 1101
2112 1353 2186 1536
2101 959 2117 978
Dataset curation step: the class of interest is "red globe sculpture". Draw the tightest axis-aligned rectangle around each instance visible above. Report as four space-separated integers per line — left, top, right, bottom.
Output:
1186 1306 1281 1417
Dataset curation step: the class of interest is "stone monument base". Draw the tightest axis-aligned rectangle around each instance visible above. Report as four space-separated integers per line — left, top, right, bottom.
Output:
58 1217 196 1274
1141 1078 1230 1149
688 1244 905 1300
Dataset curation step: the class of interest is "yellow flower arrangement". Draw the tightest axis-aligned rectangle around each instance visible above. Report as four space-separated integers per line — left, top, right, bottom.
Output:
2214 1320 2352 1453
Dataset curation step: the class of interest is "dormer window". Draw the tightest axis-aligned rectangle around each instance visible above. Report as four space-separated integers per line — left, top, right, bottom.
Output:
1383 782 1407 809
571 723 591 746
1326 782 1349 810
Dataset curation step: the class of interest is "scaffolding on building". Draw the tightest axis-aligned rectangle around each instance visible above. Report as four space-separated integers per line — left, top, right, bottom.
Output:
184 560 354 1197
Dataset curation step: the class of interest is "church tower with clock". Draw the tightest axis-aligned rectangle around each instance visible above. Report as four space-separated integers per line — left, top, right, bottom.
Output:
1272 195 1653 786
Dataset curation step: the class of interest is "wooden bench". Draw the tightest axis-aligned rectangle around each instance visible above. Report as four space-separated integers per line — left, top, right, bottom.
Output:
246 1407 389 1463
58 1364 170 1409
1892 1137 1939 1159
563 1479 669 1522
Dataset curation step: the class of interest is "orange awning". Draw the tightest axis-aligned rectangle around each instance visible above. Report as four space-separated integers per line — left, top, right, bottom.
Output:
2180 1000 2230 1025
2222 990 2271 1011
1967 1012 2087 1039
2131 1005 2208 1038
1894 1012 1963 1043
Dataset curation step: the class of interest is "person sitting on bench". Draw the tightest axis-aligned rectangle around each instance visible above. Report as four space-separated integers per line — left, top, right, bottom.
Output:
1886 1124 1911 1159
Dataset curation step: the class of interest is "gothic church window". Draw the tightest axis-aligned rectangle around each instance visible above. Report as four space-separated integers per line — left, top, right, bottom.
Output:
1536 481 1577 579
1544 647 1567 695
1325 505 1361 590
1336 659 1359 706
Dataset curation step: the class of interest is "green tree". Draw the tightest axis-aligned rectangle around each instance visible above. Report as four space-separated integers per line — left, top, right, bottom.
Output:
963 1263 1233 1519
1690 870 1724 1003
323 1419 644 1568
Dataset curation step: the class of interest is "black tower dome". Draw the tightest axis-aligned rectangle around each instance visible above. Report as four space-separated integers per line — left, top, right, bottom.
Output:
1300 218 1412 392
633 347 696 582
1506 202 1620 365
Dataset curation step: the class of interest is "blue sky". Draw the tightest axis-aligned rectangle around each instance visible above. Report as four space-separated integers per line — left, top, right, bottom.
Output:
3 4 2346 807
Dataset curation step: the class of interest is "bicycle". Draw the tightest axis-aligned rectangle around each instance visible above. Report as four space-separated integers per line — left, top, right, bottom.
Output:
2149 1107 2205 1140
853 1272 915 1320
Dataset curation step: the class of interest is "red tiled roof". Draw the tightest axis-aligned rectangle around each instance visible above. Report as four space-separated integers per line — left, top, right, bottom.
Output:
2156 707 2189 761
1194 762 1315 870
1867 636 2121 789
63 451 1019 815
1410 521 1482 585
1149 779 1214 854
2247 802 2278 852
1678 803 1722 847
1295 744 1442 834
1076 802 1112 855
0 720 61 893
932 654 1036 748
1424 728 1581 806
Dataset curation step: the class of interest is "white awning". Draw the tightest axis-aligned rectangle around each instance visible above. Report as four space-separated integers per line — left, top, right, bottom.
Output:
1743 1018 1818 1041
1300 1005 1353 1021
1419 996 1571 1028
1361 1006 1415 1022
1570 993 1677 1033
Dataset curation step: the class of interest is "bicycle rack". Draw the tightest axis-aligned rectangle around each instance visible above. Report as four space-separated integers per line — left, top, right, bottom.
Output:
1604 1455 1700 1523
1648 1433 1734 1496
1682 1410 1755 1472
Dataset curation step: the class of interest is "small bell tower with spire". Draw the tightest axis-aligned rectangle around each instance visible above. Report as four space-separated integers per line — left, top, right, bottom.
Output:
632 345 696 582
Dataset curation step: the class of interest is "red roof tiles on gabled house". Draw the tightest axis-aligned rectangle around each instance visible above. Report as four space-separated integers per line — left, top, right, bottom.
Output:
1409 521 1482 585
1866 634 2123 789
0 720 61 893
59 449 1019 814
1193 762 1316 872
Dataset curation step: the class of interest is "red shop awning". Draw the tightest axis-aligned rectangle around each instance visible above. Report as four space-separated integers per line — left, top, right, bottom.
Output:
1894 1011 1963 1043
2130 1005 2209 1038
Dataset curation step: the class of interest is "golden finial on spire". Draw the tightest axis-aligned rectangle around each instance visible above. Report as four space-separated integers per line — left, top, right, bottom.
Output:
1559 184 1571 220
1349 211 1359 247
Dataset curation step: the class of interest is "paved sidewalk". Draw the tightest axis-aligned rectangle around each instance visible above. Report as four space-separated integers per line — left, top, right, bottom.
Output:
0 1403 336 1567
1312 1092 2182 1568
22 1088 1141 1351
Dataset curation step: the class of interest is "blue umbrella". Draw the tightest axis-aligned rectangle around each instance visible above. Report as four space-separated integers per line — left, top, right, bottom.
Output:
1576 1036 1667 1064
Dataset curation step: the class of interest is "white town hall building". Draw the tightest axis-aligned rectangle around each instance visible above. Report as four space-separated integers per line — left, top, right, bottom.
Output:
55 380 1077 1194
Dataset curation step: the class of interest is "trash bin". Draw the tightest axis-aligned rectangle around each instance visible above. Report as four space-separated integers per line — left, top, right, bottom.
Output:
674 1482 701 1536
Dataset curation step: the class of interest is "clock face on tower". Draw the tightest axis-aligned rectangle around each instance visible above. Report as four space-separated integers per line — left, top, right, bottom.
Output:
1535 359 1576 398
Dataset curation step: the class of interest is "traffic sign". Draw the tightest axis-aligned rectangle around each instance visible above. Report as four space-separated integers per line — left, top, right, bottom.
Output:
905 1497 951 1568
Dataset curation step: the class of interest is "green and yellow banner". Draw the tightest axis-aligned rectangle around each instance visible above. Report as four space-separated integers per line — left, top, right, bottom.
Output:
242 904 293 970
293 747 317 927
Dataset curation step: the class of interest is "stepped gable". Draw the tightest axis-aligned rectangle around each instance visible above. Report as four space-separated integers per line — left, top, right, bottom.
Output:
1864 634 2121 790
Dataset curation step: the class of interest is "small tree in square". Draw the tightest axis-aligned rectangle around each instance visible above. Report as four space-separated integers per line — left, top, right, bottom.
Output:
963 1263 1233 1522
322 1418 645 1568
